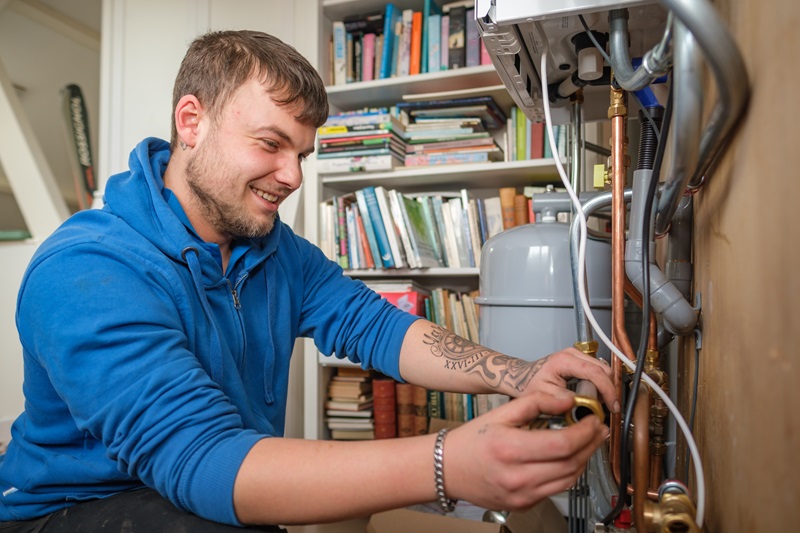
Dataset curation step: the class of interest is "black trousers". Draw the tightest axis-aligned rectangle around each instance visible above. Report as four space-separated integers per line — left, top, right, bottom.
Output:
0 488 286 532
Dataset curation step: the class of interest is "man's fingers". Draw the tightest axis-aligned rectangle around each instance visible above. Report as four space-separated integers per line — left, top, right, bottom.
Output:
504 414 607 463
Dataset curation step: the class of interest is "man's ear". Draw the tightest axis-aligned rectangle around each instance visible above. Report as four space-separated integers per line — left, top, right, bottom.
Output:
174 95 204 149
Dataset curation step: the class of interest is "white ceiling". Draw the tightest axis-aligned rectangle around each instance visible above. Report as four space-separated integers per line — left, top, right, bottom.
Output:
0 0 102 231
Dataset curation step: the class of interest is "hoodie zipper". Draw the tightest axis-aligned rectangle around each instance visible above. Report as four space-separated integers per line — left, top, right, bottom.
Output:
227 279 241 309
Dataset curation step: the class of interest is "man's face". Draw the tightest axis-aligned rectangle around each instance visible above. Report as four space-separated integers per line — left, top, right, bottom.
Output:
184 79 317 241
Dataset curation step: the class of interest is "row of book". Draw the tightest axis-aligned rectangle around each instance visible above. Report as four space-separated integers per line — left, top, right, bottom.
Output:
329 0 491 86
319 185 565 272
506 107 569 162
317 96 508 173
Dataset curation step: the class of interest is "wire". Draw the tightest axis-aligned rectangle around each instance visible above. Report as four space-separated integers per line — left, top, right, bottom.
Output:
534 21 706 527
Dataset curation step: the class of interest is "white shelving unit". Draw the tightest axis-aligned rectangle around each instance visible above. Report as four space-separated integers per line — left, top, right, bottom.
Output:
301 0 566 440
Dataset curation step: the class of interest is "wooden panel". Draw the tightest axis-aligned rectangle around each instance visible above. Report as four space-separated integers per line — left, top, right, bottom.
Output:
686 0 800 531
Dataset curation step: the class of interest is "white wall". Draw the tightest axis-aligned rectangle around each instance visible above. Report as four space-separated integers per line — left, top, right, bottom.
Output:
100 0 320 438
0 241 38 441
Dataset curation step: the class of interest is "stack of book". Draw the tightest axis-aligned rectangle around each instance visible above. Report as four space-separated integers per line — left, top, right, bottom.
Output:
324 367 375 440
317 108 407 174
398 96 506 166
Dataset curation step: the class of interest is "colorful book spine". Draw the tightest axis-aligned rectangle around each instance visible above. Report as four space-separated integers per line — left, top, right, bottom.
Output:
465 7 480 67
409 11 423 75
373 378 397 439
404 151 492 166
362 186 395 268
354 189 383 269
332 21 347 85
379 3 397 79
361 33 376 82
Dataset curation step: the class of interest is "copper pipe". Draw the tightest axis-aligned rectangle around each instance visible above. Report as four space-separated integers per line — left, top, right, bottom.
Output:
609 87 636 486
650 454 662 493
633 386 651 530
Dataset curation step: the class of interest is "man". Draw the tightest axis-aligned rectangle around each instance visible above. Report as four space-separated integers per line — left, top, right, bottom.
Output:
0 30 616 531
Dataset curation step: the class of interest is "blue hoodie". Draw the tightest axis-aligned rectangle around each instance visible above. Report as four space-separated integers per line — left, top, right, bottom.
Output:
0 138 418 525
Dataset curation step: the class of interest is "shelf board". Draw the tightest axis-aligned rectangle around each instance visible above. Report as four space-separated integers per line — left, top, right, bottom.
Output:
345 267 479 277
320 158 564 193
325 65 511 110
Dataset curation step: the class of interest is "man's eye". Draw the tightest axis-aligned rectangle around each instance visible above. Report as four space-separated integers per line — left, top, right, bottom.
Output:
263 140 279 150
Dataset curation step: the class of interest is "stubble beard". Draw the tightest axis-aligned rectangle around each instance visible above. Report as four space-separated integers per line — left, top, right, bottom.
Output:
184 143 276 240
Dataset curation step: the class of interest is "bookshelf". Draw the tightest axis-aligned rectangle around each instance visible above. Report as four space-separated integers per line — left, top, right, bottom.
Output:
302 0 569 440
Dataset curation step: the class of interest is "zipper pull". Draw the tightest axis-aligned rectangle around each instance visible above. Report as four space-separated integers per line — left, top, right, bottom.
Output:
227 280 241 309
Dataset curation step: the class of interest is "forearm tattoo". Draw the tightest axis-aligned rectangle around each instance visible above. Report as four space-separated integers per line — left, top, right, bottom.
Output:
422 323 548 393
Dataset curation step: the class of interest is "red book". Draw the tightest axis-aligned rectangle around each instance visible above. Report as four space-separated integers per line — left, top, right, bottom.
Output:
409 11 423 75
530 121 545 160
373 378 397 439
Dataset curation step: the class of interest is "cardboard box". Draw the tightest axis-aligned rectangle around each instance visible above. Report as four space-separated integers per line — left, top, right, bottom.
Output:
367 498 567 533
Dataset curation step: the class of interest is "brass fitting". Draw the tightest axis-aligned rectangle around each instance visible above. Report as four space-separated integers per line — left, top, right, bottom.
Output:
643 492 700 533
574 340 599 357
609 87 628 118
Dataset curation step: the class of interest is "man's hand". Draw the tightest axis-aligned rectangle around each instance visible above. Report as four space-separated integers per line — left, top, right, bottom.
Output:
444 391 609 511
521 347 619 414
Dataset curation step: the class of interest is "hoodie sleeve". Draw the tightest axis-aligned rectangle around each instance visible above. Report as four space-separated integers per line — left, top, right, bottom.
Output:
16 240 262 526
291 234 420 381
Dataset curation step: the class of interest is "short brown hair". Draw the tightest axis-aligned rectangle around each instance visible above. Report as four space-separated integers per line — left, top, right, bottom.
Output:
170 30 329 149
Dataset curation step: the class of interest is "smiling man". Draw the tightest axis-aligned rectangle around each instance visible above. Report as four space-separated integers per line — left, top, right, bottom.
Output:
0 31 616 532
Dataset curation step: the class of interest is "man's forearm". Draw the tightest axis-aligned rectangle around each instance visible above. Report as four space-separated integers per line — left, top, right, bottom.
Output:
233 434 437 525
399 319 548 398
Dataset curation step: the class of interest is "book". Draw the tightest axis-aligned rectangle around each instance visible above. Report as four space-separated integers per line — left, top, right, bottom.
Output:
427 13 442 72
395 383 415 437
399 194 441 268
332 21 347 85
373 378 397 439
362 186 395 268
318 120 406 137
388 190 419 269
397 9 413 77
324 398 374 411
440 15 449 70
514 193 529 226
354 189 383 269
379 3 399 79
447 5 466 69
483 196 504 239
404 150 502 166
413 385 429 435
374 186 406 268
396 95 507 129
499 186 517 229
361 32 376 81
465 7 480 67
422 0 442 73
331 429 375 440
409 11 423 75
316 154 403 174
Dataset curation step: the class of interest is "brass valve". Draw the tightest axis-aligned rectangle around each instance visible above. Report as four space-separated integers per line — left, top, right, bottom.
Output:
643 490 700 533
528 395 605 430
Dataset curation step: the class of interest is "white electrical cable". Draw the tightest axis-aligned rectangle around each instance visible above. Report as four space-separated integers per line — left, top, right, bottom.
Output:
535 31 706 526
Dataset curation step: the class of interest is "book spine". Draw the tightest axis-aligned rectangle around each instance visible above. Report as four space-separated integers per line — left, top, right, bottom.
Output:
317 147 392 159
409 11 423 75
413 385 429 435
388 190 418 269
465 7 480 67
499 186 517 230
514 193 529 226
440 15 449 70
335 196 349 268
354 206 375 269
398 9 413 77
379 3 396 79
373 378 397 439
404 152 489 166
332 21 347 85
361 33 376 82
428 13 441 73
375 186 406 268
354 190 382 269
362 187 395 268
447 6 466 69
395 383 415 437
